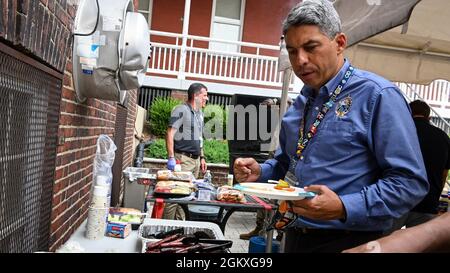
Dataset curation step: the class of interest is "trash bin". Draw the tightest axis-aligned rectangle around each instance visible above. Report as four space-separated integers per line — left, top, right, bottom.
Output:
228 94 273 172
188 205 220 221
123 167 153 211
248 236 280 253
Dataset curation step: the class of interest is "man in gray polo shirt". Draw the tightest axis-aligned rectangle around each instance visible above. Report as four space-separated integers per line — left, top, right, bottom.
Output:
163 83 208 219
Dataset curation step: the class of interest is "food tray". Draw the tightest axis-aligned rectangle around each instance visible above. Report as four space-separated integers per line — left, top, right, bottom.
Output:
138 218 225 240
138 219 225 252
123 167 156 185
141 238 232 253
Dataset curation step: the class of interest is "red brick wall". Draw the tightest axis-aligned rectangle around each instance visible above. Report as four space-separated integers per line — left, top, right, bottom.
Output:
0 0 73 72
48 3 138 252
1 0 139 251
171 89 188 102
121 91 138 203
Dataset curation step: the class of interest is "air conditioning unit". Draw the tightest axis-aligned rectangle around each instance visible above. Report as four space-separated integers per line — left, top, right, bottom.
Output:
72 0 151 104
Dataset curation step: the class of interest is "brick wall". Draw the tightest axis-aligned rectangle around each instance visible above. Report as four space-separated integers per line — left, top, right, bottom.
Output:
121 92 138 203
0 0 73 72
1 0 139 251
171 89 188 102
208 164 230 186
51 77 137 252
48 3 138 251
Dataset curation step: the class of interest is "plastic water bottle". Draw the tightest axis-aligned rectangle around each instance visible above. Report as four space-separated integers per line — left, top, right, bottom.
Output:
227 174 234 187
204 170 212 184
174 160 182 172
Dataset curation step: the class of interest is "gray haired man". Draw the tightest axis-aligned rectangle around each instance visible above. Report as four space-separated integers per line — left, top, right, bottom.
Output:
233 0 427 252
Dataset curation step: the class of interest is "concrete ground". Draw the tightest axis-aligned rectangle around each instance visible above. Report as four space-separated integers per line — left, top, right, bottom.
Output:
224 211 283 253
224 211 257 253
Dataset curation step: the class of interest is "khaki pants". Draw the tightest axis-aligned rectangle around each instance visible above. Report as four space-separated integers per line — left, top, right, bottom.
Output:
161 202 186 220
162 153 201 220
175 153 200 178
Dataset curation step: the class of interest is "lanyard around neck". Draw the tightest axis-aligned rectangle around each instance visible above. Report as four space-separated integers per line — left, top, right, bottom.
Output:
296 65 354 159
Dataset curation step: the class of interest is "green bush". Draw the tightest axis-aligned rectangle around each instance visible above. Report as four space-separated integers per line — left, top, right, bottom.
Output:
145 139 167 159
203 104 224 139
149 97 182 138
145 138 229 164
203 139 229 164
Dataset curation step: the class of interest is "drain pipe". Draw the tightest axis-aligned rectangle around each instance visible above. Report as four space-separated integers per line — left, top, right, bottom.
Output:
134 139 154 167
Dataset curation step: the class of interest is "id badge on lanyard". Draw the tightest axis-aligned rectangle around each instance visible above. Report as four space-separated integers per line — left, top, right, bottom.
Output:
284 156 299 186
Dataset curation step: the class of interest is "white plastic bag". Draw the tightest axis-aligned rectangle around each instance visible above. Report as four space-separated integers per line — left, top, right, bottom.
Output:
91 135 117 208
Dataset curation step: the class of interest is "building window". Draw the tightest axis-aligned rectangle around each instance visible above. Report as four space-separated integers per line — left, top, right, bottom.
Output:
138 0 153 28
210 0 245 53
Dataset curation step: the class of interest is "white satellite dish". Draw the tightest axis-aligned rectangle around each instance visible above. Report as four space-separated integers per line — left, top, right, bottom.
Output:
72 0 150 104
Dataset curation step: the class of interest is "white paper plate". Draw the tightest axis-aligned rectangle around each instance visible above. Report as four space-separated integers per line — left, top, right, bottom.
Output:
234 183 316 201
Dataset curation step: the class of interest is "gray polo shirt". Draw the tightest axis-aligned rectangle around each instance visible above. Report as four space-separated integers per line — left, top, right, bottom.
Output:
168 103 203 156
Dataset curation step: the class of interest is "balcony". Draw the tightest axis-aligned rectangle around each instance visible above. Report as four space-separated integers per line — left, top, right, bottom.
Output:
142 30 450 128
143 30 300 97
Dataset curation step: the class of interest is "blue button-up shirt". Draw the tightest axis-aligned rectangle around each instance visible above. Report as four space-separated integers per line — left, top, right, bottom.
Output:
260 60 428 231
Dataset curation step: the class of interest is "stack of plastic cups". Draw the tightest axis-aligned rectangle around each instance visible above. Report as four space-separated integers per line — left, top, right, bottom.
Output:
90 186 108 208
95 175 112 221
95 175 111 208
86 186 109 240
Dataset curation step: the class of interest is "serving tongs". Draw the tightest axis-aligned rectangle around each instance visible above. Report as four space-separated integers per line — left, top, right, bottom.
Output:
172 239 232 253
198 239 233 253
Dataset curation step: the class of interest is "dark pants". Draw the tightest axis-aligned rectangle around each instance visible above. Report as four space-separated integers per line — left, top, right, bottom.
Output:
284 227 383 253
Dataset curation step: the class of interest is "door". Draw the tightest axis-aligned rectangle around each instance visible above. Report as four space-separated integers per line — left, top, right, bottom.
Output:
210 0 245 53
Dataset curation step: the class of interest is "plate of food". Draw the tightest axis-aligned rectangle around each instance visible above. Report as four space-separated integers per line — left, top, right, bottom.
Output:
153 180 196 198
108 207 145 230
234 180 316 200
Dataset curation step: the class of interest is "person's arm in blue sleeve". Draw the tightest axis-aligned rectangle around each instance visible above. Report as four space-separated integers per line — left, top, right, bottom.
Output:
340 87 429 229
259 120 291 182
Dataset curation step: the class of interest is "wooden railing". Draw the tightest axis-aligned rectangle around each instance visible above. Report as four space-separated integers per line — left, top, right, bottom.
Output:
396 81 450 134
148 30 295 89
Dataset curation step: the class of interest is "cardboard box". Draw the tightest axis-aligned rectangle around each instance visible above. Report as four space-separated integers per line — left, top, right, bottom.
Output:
106 222 131 239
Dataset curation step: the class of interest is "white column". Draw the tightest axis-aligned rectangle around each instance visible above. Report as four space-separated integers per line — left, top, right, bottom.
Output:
178 0 191 80
265 37 293 152
266 68 292 152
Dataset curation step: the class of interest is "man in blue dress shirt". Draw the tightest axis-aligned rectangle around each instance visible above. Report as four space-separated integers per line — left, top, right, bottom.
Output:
233 0 428 252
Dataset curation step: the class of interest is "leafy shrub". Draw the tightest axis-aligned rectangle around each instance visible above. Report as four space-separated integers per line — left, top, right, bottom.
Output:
145 138 229 164
145 139 167 159
149 97 182 138
203 139 229 164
